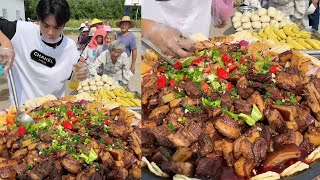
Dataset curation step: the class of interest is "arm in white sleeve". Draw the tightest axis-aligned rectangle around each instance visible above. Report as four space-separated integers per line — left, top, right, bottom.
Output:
121 54 133 84
89 51 105 76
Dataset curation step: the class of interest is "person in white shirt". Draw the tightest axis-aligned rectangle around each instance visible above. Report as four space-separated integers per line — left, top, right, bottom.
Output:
141 0 233 58
81 28 106 64
0 0 88 105
90 40 133 86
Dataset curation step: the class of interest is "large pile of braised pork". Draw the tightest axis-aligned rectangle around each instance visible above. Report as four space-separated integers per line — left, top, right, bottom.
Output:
141 44 320 179
0 101 141 179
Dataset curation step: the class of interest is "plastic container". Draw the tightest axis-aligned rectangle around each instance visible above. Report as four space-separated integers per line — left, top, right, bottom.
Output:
0 47 15 76
69 59 86 90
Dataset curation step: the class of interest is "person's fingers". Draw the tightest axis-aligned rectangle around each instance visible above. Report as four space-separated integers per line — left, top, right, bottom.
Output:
75 68 88 75
167 39 193 58
3 58 14 73
77 74 88 81
159 45 176 57
178 37 195 52
74 71 89 81
0 57 8 66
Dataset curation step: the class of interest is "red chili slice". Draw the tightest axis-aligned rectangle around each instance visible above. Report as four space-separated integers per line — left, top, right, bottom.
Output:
44 112 52 118
157 75 167 90
157 66 165 73
221 53 229 65
229 57 235 63
70 117 78 123
104 119 111 125
269 65 279 74
169 79 175 86
18 126 26 136
217 68 230 80
227 64 237 73
191 56 205 66
173 61 182 70
226 82 233 90
240 56 248 64
63 121 73 130
201 81 210 94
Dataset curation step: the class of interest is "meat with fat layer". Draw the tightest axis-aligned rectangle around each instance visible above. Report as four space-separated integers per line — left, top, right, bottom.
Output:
151 125 175 148
275 72 308 92
305 81 320 121
168 122 202 147
234 99 252 114
198 133 214 156
237 76 254 99
148 105 170 122
178 81 202 98
265 108 286 132
263 144 301 167
214 115 242 139
27 160 53 179
161 161 194 177
61 157 82 174
274 130 304 147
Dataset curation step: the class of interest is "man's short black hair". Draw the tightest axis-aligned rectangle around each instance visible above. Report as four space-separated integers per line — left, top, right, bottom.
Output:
36 0 71 27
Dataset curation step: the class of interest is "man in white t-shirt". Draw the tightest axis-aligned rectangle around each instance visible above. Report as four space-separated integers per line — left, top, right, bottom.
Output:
0 0 88 105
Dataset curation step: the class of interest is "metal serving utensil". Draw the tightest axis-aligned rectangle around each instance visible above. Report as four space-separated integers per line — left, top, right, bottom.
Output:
8 69 34 125
141 38 175 65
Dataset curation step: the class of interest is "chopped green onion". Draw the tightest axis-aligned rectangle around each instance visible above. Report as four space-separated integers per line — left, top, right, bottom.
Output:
251 104 263 121
167 123 176 132
239 113 256 126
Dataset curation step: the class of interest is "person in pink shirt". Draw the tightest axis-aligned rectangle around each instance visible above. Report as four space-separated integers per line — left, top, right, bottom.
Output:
81 28 106 65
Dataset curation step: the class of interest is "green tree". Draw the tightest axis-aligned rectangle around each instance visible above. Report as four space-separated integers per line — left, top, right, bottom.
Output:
25 0 140 20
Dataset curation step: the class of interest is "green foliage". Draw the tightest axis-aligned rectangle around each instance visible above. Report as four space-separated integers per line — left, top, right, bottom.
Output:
65 19 141 28
24 0 141 26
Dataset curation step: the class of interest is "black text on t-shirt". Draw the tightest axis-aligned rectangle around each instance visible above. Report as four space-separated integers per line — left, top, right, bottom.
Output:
30 50 56 68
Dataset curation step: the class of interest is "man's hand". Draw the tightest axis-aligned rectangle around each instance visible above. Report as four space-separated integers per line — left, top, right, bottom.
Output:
144 23 195 58
73 61 89 81
313 0 319 7
0 47 15 74
130 65 135 74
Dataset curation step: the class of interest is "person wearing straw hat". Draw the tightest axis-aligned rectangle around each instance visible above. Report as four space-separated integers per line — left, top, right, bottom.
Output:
90 18 103 29
116 16 137 73
78 26 90 49
77 23 87 48
79 23 85 30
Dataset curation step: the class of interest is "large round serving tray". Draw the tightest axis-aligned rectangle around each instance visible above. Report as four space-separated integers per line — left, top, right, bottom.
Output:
142 159 320 180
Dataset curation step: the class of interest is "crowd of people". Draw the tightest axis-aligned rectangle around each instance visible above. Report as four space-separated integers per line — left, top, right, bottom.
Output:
0 0 137 105
77 16 137 85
